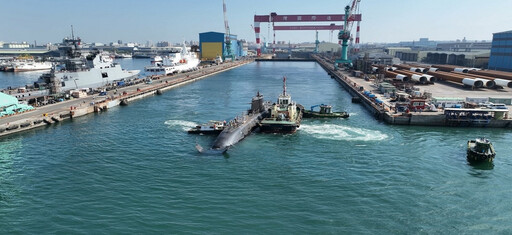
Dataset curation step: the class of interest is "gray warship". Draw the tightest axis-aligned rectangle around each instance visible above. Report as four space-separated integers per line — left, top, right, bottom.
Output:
36 31 139 93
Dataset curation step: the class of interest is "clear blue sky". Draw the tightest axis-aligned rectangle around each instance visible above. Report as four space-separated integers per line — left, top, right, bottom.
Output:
2 0 511 44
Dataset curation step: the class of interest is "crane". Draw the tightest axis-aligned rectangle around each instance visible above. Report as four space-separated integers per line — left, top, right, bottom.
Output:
314 30 319 53
335 0 361 69
223 0 234 61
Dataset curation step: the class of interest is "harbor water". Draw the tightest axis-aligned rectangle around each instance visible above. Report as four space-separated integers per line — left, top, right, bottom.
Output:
1 61 512 233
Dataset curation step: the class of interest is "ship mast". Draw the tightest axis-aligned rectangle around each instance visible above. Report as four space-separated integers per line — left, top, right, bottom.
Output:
283 76 287 96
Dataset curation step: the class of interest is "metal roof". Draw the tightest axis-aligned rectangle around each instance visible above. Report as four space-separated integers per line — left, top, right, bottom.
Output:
494 30 512 35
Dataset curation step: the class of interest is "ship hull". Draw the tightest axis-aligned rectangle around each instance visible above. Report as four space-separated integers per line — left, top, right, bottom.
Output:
38 64 140 91
259 123 298 134
467 150 495 163
303 110 349 118
13 68 51 72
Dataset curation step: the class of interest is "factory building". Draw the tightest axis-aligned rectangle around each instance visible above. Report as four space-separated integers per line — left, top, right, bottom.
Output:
436 41 491 52
225 34 239 59
488 30 512 72
199 32 243 61
199 32 224 61
199 32 248 60
237 40 248 57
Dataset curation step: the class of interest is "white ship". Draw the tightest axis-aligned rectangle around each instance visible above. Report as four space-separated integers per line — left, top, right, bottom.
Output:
36 35 140 93
2 56 52 72
144 43 200 75
9 60 53 72
114 53 132 58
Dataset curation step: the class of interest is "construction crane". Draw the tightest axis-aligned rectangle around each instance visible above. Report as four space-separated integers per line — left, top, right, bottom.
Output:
314 31 319 53
335 0 361 69
223 0 234 61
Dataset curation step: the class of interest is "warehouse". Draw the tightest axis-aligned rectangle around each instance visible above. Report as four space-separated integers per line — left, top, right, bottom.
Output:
488 30 512 72
199 32 240 61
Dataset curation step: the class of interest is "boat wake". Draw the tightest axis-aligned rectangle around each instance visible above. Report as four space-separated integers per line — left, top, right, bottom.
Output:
300 124 388 141
164 120 197 131
195 144 228 154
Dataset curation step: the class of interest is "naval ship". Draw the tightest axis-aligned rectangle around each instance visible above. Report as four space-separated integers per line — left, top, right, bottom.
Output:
35 34 140 93
259 76 303 133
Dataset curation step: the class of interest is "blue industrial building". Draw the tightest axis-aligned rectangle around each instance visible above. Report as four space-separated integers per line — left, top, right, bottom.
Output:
199 31 242 60
488 30 512 71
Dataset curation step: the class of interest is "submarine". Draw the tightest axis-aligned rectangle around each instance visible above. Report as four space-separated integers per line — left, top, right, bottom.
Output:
196 92 269 154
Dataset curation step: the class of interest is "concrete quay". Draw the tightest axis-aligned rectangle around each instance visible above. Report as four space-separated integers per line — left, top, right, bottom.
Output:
0 60 253 137
313 55 512 128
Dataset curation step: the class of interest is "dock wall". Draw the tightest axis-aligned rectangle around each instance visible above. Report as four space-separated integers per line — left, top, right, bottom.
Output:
313 56 512 128
0 60 253 137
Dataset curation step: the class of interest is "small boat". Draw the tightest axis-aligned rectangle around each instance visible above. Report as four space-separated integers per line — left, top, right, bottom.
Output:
303 104 349 118
188 120 226 134
467 138 496 162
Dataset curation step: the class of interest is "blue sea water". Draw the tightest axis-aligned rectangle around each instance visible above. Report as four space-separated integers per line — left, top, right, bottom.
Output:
1 61 512 233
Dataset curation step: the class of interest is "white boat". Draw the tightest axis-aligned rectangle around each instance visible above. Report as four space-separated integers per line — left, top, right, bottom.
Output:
215 55 223 64
36 36 140 93
10 60 53 72
144 43 200 75
114 53 132 58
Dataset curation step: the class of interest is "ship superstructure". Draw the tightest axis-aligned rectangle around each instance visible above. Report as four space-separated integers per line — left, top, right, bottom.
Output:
259 76 303 133
144 43 200 75
36 32 139 93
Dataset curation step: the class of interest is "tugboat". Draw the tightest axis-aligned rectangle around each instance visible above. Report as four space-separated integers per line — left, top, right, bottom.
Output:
303 104 349 118
467 138 496 162
188 120 226 135
259 76 303 133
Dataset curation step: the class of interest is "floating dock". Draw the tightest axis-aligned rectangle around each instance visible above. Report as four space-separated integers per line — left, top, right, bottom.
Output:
0 60 254 137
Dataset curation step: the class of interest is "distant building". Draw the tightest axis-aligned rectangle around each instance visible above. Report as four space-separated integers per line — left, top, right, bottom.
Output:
436 41 491 52
237 40 248 57
156 41 171 47
488 30 512 72
3 42 30 49
398 38 437 48
384 47 411 57
318 42 341 54
422 50 489 67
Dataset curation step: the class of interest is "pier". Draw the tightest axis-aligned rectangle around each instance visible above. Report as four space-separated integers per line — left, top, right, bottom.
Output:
0 60 253 137
313 55 512 128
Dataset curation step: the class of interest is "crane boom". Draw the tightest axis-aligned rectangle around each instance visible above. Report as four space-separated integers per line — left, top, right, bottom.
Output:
223 0 234 61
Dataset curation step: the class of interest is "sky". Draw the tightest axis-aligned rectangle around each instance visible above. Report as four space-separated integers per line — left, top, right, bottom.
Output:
1 0 512 45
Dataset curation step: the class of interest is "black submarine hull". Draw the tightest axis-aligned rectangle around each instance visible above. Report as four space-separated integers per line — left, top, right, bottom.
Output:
210 112 265 151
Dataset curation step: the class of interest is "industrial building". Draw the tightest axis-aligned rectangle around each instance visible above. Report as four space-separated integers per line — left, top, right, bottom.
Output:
237 40 248 57
436 41 491 52
385 47 489 67
488 30 512 72
199 32 241 61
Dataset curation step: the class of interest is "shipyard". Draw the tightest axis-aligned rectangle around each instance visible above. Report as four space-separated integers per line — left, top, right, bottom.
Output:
2 0 512 234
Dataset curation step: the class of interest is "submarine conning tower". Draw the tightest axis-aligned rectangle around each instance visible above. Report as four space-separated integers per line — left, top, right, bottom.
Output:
250 91 265 114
